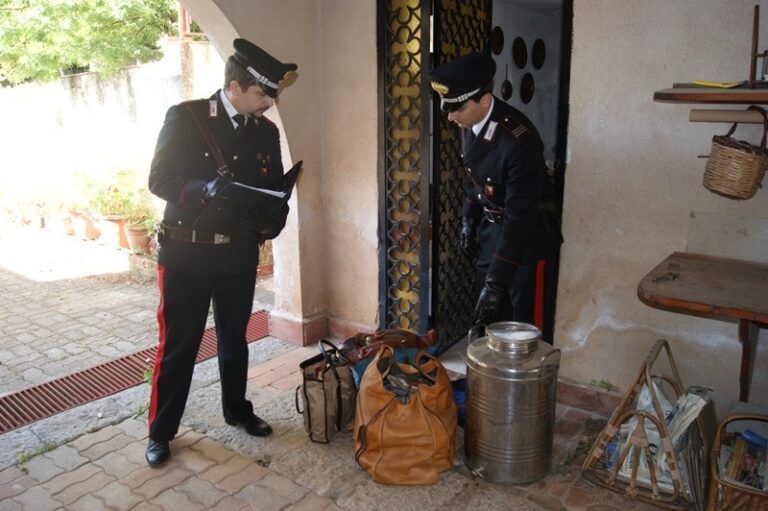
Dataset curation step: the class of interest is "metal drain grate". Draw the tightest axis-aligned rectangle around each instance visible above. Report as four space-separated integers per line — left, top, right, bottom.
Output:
0 310 270 434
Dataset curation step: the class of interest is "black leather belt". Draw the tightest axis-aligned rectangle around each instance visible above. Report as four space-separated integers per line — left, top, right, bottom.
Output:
483 208 504 224
161 225 232 244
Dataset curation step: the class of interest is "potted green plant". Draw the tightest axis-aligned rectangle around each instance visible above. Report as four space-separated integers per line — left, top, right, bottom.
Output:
86 169 144 249
123 198 156 255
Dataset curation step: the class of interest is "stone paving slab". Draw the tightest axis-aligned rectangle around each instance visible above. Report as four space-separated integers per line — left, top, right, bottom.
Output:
0 223 274 397
0 224 666 511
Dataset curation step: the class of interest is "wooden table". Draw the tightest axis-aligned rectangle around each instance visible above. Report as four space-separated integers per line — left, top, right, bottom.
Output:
637 252 768 401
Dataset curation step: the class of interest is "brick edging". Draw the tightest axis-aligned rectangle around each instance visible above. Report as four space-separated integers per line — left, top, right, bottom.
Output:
556 379 622 418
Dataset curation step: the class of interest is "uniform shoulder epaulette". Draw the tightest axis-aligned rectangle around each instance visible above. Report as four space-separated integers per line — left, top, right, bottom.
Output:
260 115 277 128
501 115 529 139
179 98 207 107
178 98 209 115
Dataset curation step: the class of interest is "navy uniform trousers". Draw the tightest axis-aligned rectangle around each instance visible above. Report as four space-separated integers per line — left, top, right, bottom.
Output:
149 265 257 442
476 220 557 342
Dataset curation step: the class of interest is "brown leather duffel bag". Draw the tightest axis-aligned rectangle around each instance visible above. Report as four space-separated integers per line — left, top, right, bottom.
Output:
353 345 456 485
340 328 437 364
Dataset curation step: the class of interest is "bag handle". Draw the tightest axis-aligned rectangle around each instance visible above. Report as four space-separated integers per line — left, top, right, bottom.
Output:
318 339 349 367
725 105 768 149
413 350 439 384
354 328 436 349
294 385 303 414
318 339 348 433
373 345 439 385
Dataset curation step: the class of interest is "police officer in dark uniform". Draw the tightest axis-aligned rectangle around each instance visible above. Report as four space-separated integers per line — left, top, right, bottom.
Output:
144 38 298 467
429 53 561 336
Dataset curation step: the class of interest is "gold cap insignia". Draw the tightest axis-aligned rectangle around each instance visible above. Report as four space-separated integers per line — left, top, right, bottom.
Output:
430 81 449 95
279 70 298 90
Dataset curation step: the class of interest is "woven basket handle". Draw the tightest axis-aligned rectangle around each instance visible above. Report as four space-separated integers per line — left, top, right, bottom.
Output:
726 105 768 149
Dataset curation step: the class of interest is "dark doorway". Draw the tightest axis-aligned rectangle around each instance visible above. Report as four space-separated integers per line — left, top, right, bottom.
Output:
428 0 572 348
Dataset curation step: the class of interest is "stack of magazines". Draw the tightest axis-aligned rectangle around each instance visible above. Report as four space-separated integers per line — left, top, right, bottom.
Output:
605 384 713 510
718 420 768 493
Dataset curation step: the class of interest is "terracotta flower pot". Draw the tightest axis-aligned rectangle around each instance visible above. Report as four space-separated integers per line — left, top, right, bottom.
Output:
123 226 151 254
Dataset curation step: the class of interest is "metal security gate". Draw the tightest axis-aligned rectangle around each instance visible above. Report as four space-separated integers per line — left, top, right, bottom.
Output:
378 0 490 350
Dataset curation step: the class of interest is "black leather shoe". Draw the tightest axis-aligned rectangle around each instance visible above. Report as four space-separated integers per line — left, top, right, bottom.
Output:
145 439 171 467
225 414 273 437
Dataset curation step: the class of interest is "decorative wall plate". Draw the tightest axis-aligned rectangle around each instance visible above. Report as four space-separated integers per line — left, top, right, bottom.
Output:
513 37 527 69
491 26 504 55
521 73 534 104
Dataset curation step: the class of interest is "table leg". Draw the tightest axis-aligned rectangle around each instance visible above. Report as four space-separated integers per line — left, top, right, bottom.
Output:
737 320 758 402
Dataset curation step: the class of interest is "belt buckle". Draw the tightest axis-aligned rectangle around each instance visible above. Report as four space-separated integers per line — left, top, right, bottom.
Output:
214 233 230 244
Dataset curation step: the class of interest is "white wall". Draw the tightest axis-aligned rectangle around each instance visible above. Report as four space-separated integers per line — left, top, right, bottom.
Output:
560 0 768 417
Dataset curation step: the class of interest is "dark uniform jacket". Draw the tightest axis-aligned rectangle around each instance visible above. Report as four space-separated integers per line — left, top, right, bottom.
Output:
462 97 560 284
148 91 285 274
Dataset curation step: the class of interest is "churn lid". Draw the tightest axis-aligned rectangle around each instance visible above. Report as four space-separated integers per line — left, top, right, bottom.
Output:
466 321 560 378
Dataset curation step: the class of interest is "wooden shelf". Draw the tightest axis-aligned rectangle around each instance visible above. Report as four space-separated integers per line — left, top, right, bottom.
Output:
653 87 768 104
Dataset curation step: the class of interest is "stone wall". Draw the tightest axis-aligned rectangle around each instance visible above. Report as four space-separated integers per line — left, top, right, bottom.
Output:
0 39 223 223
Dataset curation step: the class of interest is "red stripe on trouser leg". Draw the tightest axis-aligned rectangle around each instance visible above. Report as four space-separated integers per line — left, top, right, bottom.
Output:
147 264 166 434
534 259 546 330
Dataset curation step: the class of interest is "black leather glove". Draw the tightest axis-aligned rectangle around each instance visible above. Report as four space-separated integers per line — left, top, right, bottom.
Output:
474 279 506 325
239 203 289 240
259 204 290 241
201 174 232 205
459 216 478 258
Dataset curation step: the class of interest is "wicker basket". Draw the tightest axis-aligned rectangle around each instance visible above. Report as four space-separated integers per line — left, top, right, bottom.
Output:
703 105 768 200
706 413 768 511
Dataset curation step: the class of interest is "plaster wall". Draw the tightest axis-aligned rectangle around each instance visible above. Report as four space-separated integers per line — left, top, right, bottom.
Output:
0 40 220 219
185 1 380 335
561 0 768 417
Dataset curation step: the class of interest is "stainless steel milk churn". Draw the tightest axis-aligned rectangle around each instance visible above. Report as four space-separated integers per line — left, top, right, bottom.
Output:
464 321 561 484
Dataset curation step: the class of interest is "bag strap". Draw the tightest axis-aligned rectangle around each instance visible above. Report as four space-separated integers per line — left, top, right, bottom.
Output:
318 339 347 433
374 345 439 385
373 344 395 379
353 328 436 349
319 339 350 366
413 350 439 384
183 103 234 178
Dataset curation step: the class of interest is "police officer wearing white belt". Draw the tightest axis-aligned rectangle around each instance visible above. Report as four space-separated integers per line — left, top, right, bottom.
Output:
429 53 561 335
145 38 298 467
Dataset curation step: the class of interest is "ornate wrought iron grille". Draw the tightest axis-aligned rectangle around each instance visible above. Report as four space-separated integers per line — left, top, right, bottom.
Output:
378 0 490 345
431 0 491 348
378 0 430 331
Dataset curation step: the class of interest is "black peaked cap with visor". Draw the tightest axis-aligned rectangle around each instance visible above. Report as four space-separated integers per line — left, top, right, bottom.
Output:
232 38 298 98
428 52 496 112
